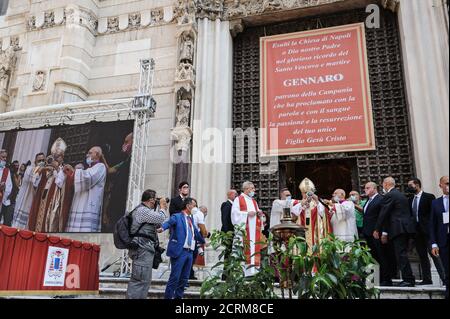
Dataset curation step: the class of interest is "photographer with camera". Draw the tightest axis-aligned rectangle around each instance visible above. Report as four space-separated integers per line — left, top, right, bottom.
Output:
126 189 168 299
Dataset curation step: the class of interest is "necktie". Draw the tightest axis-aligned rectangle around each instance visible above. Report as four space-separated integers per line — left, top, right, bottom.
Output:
186 215 193 249
364 197 373 213
412 196 419 222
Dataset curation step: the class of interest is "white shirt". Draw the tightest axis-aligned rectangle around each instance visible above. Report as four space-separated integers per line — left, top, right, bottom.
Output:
192 209 205 229
0 167 13 206
183 213 196 250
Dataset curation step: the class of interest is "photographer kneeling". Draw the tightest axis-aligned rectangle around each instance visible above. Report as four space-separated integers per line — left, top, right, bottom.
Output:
126 189 168 299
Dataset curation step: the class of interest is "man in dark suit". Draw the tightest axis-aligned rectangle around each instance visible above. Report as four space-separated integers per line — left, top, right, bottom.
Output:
221 189 237 233
407 178 445 285
220 189 237 281
362 182 396 286
374 177 416 287
169 181 190 215
430 176 449 298
158 197 205 299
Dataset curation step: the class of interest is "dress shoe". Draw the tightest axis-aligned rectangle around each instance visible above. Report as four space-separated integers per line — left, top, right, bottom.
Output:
416 280 433 286
397 281 415 287
380 281 393 286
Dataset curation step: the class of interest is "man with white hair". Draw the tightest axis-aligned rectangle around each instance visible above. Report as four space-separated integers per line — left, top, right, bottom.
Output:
374 176 416 287
64 146 107 232
231 181 265 276
327 188 358 242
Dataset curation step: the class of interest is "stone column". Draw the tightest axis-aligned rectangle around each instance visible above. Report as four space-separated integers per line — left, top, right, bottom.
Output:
397 0 449 194
190 17 233 232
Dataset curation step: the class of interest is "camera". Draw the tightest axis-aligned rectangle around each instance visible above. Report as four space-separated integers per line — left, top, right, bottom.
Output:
156 197 170 204
46 155 54 166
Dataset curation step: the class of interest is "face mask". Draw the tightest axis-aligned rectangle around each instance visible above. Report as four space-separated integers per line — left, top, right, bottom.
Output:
192 207 198 214
249 191 255 198
406 186 416 194
382 189 387 194
350 195 357 202
0 161 6 168
333 196 341 203
286 195 292 202
86 157 93 166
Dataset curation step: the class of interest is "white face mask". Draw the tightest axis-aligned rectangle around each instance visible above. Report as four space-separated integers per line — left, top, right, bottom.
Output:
0 161 5 168
333 196 341 203
350 195 357 202
249 191 255 198
86 157 93 166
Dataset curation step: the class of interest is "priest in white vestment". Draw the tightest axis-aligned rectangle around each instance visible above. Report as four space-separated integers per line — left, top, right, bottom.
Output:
12 153 46 229
328 189 358 242
65 147 107 232
231 181 265 277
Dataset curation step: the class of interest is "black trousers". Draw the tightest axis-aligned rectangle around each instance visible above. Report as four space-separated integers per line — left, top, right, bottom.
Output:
392 234 415 283
366 235 397 283
0 204 14 226
414 229 446 282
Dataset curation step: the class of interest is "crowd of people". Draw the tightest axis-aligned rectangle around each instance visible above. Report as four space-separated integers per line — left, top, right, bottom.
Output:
124 175 449 299
0 132 134 233
0 142 107 233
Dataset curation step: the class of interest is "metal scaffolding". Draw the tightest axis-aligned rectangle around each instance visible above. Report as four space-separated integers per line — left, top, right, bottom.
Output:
119 58 156 277
0 58 157 278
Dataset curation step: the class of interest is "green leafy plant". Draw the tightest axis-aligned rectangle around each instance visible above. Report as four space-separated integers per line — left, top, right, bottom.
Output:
201 226 379 299
200 225 278 299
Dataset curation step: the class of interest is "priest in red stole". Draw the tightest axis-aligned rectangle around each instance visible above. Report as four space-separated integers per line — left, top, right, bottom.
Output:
231 181 265 277
292 178 333 252
27 138 74 232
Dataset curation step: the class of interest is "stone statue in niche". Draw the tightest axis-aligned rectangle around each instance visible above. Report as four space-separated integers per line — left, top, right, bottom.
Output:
32 70 46 92
175 99 191 127
0 47 16 94
179 34 194 63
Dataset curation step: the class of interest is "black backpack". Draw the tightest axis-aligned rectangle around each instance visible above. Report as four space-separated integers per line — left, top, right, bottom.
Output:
113 206 149 250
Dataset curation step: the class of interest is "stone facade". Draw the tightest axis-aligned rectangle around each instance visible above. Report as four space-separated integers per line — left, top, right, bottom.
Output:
1 0 448 274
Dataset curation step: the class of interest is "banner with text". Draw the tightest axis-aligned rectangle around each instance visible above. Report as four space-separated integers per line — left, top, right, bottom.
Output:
260 23 375 156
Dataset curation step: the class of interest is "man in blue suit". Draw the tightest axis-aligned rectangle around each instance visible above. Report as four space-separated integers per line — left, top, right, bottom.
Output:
157 197 205 299
430 176 449 298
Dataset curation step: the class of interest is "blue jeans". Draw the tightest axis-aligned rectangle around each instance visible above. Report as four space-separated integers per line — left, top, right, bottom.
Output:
164 249 193 299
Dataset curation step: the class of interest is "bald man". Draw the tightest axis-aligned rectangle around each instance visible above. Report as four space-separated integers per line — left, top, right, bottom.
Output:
65 146 107 232
374 177 416 287
328 189 358 242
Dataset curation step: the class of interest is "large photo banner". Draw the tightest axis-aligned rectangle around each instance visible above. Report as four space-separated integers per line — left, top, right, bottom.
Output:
260 23 375 156
0 120 134 233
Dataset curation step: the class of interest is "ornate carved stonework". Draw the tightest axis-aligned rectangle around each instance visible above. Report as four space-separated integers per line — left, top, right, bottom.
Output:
128 13 141 29
179 33 195 63
0 47 17 95
107 17 120 33
175 99 191 127
175 62 195 84
175 0 197 25
151 9 164 24
28 6 97 35
43 11 55 28
197 0 225 20
171 126 193 153
32 70 46 92
224 0 346 19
